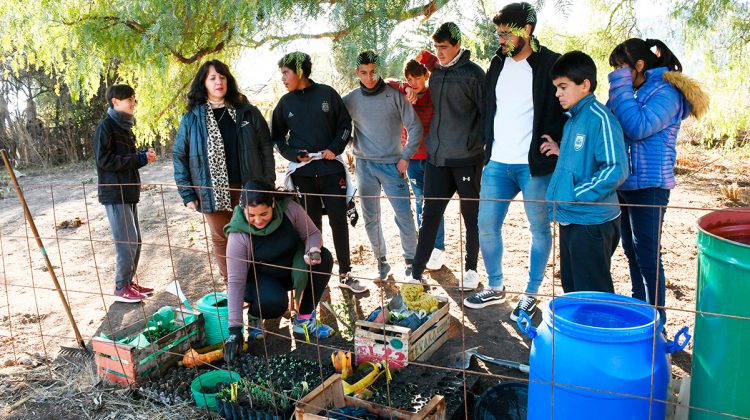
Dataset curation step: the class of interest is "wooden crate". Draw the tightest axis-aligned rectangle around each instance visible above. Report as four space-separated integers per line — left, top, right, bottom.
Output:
354 297 449 368
92 307 204 385
295 374 446 420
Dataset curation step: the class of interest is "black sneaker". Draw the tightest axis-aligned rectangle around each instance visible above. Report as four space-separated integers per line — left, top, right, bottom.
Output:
340 272 367 294
404 259 414 282
463 288 506 309
510 295 539 321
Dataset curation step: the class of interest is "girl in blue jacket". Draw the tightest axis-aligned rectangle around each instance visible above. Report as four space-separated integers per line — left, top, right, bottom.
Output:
607 38 708 324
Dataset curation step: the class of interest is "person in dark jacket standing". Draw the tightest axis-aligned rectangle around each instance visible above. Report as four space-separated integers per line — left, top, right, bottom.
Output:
465 2 565 321
409 22 485 291
94 84 157 303
271 52 365 294
173 60 275 284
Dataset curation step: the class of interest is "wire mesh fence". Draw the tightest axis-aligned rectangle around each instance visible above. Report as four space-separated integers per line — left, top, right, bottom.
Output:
0 178 748 419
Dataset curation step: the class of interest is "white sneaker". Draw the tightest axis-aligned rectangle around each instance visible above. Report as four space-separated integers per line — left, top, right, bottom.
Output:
460 269 479 291
426 248 445 271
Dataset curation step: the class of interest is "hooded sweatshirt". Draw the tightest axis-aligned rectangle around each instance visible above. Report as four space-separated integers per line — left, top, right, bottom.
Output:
607 67 709 190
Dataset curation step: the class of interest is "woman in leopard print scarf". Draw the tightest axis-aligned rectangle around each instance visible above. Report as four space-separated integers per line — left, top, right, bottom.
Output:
173 60 276 283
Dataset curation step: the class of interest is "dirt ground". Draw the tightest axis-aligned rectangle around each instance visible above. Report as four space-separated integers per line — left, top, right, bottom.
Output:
0 144 748 418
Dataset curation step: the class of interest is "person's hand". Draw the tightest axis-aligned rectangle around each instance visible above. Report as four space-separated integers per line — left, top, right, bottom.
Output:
304 247 322 265
404 86 418 105
321 149 335 160
297 150 311 163
186 200 199 211
539 135 560 157
146 148 157 164
346 201 359 227
396 159 409 176
223 327 244 364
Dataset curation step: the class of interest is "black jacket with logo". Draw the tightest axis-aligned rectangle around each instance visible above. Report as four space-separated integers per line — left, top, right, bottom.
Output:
271 81 352 177
93 115 146 204
483 45 566 176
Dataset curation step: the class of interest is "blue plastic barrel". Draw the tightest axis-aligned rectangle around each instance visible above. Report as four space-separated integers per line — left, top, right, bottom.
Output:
517 292 690 419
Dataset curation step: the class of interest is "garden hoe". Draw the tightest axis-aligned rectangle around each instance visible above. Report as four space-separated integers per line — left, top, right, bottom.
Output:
452 347 530 373
1 150 90 359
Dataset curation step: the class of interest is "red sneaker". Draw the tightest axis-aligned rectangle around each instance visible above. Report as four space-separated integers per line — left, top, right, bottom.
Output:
113 285 146 303
130 282 154 296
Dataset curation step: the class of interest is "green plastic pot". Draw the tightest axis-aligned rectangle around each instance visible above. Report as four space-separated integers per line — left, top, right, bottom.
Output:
190 369 240 411
691 208 750 419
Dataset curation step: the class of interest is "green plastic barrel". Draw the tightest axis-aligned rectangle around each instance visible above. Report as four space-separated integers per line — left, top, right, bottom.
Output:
691 207 750 419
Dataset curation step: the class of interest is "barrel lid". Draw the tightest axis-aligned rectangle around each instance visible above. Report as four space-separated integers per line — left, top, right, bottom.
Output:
697 207 750 249
543 292 663 343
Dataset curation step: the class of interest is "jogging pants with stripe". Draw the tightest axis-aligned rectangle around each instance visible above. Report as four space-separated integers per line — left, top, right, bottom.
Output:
412 162 481 280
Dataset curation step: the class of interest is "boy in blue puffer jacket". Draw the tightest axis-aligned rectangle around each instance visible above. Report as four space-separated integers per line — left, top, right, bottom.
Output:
542 51 628 293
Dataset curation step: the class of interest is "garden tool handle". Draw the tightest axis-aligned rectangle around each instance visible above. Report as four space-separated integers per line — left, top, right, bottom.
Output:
473 353 530 373
1 150 86 352
666 326 691 353
182 343 248 368
342 363 383 395
515 310 537 339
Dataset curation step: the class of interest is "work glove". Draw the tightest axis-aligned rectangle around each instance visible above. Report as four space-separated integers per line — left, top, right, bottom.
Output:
304 248 322 265
346 201 359 227
223 327 244 364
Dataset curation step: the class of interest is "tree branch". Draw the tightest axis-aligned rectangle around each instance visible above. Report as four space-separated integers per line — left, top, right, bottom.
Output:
62 15 233 64
247 0 445 49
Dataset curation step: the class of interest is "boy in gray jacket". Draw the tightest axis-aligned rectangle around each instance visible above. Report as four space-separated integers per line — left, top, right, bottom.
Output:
343 50 423 280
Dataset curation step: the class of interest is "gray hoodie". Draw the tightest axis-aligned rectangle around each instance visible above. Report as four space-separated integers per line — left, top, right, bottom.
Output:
343 84 422 163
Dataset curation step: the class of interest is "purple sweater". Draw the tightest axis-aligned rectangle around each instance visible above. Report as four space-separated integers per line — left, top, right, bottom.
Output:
226 201 322 328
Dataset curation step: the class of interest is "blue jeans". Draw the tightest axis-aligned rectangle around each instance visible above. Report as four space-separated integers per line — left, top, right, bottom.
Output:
355 159 417 260
618 188 670 324
478 162 552 293
407 159 445 250
104 203 142 289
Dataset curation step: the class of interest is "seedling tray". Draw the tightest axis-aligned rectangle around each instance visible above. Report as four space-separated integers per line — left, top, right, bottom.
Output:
295 374 446 419
92 307 204 385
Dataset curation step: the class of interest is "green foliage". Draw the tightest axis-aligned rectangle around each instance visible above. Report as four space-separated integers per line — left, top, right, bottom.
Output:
538 0 638 101
1 0 450 144
3 0 748 152
685 42 750 148
672 0 750 148
329 297 356 340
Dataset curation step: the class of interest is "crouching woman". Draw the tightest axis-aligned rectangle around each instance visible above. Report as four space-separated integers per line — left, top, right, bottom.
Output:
223 181 335 362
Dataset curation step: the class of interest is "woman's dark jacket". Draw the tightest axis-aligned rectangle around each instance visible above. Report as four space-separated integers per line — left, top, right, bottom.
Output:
173 102 275 213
